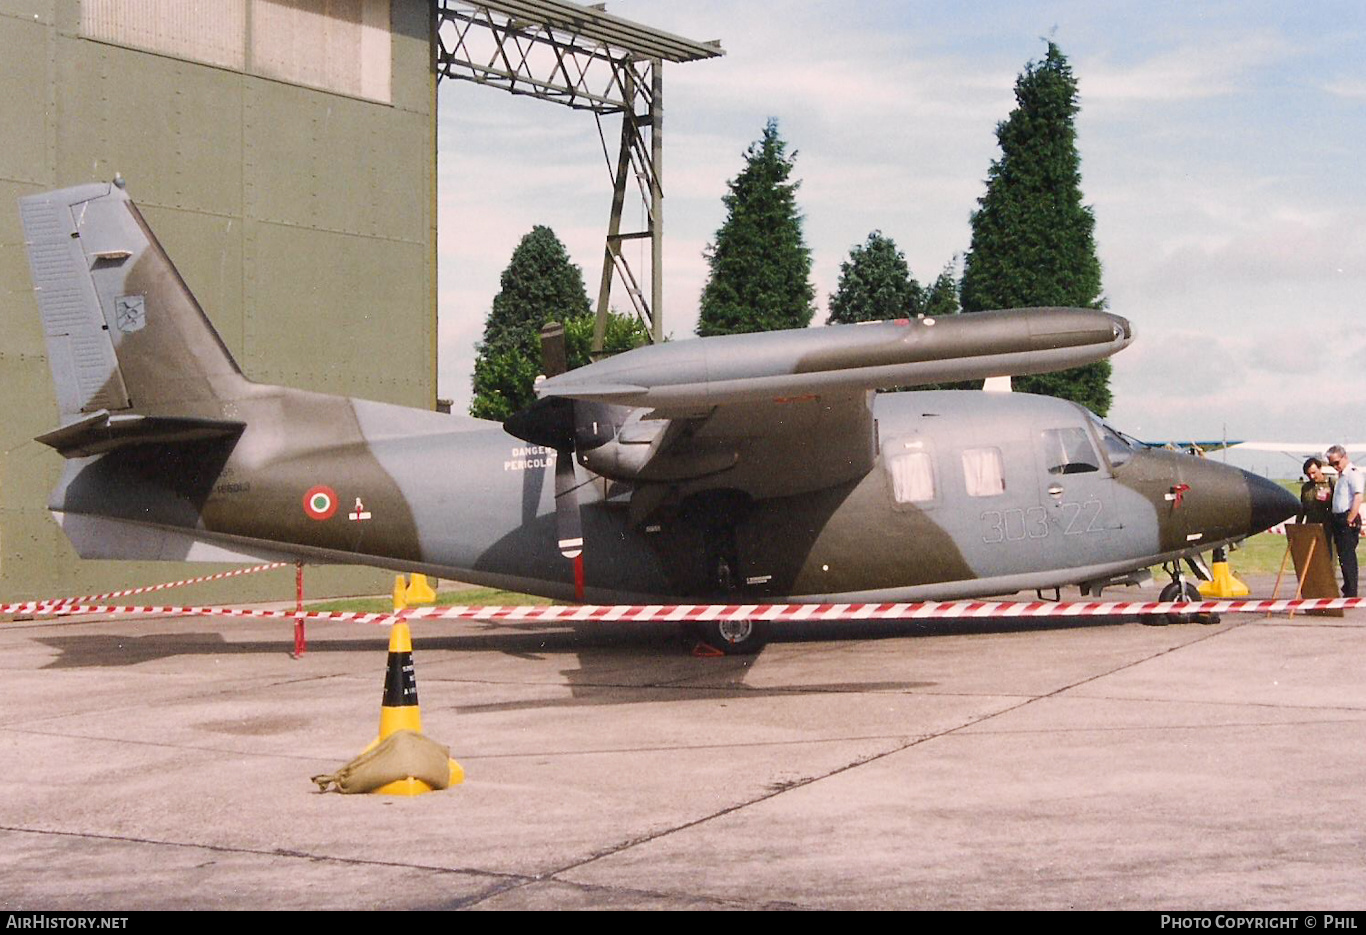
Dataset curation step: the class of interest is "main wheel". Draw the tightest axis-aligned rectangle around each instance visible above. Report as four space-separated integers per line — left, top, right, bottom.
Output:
693 619 768 655
1158 580 1219 625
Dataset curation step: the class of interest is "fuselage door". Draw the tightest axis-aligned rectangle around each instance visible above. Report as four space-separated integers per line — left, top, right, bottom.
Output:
1035 418 1121 561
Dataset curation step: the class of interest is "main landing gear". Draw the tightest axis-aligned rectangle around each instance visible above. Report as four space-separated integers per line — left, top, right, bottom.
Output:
688 506 770 655
690 618 769 655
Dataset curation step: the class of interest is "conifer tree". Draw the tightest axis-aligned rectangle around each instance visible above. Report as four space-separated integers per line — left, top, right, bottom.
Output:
470 226 644 420
922 262 961 318
698 119 815 336
960 41 1111 414
827 231 922 324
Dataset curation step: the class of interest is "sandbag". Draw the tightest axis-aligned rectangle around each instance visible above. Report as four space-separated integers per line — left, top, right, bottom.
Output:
312 730 453 794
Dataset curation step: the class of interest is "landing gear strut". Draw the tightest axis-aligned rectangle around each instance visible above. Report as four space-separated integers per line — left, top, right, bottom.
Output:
689 510 769 653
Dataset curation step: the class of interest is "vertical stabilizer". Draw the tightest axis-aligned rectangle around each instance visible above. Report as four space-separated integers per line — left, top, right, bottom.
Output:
18 183 246 419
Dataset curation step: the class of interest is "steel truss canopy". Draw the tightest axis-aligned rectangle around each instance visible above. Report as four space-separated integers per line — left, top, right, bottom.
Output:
435 0 723 347
435 0 722 112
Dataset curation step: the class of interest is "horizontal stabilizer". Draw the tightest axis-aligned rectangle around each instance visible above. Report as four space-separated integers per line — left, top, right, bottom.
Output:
36 410 244 458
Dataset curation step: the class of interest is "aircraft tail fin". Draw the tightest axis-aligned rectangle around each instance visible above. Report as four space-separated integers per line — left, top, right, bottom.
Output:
17 182 247 421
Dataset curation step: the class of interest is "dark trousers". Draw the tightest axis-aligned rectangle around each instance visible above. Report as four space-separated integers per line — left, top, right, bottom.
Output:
1331 513 1361 597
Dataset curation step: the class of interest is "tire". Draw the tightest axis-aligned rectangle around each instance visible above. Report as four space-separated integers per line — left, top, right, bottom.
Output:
693 619 768 655
1158 580 1219 625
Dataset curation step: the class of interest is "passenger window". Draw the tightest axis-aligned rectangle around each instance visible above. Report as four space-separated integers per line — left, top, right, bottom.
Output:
1041 427 1101 475
888 450 935 503
962 447 1005 497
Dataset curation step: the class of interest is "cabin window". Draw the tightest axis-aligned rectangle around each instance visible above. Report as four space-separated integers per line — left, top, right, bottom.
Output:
1041 427 1101 475
888 450 936 504
962 447 1005 497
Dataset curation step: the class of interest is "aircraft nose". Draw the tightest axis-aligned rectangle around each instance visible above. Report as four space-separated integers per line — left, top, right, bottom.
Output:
1244 471 1298 535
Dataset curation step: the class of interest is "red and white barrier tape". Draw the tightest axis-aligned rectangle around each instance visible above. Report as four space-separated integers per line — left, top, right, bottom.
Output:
14 562 290 610
3 596 1363 625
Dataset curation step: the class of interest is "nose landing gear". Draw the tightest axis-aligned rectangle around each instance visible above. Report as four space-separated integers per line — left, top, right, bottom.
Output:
1155 561 1221 625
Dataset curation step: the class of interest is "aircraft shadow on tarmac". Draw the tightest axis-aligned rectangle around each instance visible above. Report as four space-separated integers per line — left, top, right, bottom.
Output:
33 614 1146 681
449 615 1170 713
26 615 1174 714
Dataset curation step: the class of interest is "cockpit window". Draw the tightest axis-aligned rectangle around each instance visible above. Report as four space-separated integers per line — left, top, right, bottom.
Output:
1041 427 1101 475
1089 415 1135 467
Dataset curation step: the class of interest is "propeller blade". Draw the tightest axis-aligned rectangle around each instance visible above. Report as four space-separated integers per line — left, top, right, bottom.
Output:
541 322 587 565
540 322 568 378
554 449 583 560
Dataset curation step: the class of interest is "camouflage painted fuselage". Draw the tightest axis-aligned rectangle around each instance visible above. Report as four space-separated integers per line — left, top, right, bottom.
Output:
50 385 1292 603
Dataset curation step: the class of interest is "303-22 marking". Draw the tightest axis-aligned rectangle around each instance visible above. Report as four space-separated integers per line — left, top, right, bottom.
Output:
981 499 1103 543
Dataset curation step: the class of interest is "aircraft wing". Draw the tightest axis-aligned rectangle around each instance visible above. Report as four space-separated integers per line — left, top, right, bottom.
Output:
518 307 1132 502
536 307 1131 419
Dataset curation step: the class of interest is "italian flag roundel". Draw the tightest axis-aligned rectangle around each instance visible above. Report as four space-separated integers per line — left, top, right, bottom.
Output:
303 485 338 521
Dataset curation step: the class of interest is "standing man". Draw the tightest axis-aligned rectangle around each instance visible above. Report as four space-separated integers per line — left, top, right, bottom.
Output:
1327 445 1364 597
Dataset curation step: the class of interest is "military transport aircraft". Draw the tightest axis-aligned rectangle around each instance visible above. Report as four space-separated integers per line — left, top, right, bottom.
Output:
16 182 1297 651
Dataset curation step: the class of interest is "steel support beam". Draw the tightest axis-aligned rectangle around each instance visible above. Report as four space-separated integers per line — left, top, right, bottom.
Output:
435 1 718 351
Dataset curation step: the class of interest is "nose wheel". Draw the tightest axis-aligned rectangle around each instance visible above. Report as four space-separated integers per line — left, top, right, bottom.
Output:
1157 577 1220 625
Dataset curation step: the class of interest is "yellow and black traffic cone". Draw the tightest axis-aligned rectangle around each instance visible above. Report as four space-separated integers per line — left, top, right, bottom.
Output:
364 620 464 795
378 620 422 740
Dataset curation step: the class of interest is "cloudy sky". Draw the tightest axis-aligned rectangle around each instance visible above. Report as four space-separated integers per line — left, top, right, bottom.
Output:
435 1 1366 475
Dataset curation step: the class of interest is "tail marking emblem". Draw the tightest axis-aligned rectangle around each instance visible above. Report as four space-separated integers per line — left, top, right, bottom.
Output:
115 295 145 333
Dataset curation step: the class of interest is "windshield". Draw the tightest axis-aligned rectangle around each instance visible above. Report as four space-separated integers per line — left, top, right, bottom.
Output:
1089 413 1136 468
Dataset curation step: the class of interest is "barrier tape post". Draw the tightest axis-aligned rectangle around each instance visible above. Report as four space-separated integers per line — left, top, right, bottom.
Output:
292 562 307 658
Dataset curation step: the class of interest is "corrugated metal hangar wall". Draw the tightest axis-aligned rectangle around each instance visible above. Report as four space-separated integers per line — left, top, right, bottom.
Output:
0 0 435 601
